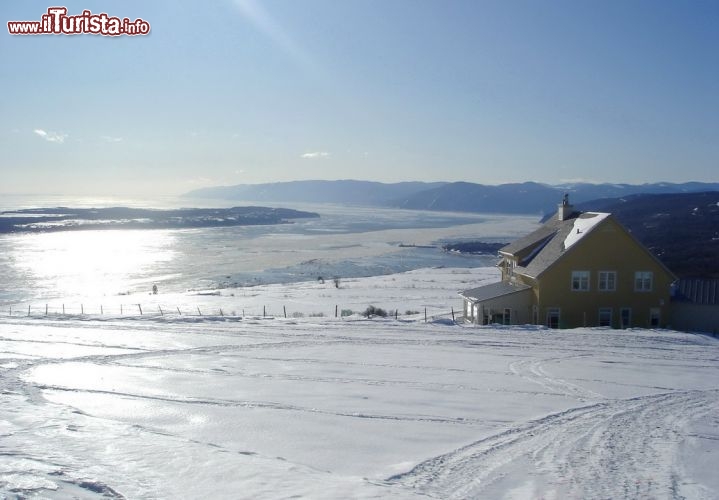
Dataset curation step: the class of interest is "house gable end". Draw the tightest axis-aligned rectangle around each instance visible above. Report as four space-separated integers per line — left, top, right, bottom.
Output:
532 215 675 328
536 215 677 292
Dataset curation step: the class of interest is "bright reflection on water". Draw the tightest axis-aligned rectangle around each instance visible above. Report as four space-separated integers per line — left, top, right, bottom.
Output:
7 230 176 300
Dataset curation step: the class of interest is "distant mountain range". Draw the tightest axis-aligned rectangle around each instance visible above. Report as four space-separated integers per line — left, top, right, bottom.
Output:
184 180 719 215
185 180 446 207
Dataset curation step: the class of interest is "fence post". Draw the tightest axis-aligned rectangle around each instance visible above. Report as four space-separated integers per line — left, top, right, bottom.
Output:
101 305 104 315
62 304 65 315
197 306 202 316
451 307 455 323
137 304 143 315
45 304 48 316
177 307 181 315
395 309 398 320
27 305 30 317
81 304 84 315
335 305 338 318
263 306 266 318
9 306 11 316
220 308 224 317
424 308 427 323
120 304 123 315
159 305 164 316
283 306 286 318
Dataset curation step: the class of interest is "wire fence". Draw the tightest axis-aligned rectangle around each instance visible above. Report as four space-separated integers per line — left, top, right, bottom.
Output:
5 303 459 323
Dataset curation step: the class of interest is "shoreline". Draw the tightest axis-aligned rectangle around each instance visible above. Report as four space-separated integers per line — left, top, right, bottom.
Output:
1 266 502 320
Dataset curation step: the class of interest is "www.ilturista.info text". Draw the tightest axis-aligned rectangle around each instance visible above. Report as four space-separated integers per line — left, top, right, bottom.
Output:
7 7 150 36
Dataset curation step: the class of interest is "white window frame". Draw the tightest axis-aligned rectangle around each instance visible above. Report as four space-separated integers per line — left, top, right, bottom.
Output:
571 271 590 291
598 271 616 292
634 271 653 292
503 308 511 325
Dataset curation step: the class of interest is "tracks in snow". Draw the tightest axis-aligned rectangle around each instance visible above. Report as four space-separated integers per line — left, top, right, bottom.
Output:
389 388 719 499
509 356 606 402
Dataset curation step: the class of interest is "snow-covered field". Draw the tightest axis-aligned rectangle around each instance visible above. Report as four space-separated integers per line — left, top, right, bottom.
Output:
1 267 718 499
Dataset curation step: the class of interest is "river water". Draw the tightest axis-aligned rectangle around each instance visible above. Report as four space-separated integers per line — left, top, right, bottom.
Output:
0 195 539 305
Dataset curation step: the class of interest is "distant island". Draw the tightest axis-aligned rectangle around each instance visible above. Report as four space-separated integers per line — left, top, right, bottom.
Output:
442 241 508 255
0 206 319 234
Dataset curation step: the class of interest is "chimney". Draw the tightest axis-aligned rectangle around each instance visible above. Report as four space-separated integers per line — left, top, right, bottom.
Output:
558 193 574 221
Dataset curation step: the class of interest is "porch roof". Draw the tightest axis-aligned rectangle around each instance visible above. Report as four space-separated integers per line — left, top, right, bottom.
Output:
460 280 532 302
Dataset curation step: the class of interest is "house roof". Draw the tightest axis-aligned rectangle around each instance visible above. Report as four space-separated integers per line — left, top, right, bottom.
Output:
500 217 565 257
460 280 532 302
501 212 611 278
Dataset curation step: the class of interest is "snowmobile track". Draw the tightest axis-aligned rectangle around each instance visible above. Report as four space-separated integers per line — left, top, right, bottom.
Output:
389 389 719 499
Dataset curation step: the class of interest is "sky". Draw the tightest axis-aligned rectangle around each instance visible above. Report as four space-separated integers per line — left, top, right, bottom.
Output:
1 0 717 196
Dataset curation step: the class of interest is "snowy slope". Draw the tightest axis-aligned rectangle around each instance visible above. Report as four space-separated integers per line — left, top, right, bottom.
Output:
1 268 718 499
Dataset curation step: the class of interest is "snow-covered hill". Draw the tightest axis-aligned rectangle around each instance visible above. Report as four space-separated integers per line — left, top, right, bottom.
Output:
1 268 718 498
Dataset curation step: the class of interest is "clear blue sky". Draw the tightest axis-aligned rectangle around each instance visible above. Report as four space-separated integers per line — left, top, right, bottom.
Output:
1 0 717 196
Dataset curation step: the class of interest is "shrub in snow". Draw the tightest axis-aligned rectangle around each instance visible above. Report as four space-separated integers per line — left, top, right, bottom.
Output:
363 305 387 318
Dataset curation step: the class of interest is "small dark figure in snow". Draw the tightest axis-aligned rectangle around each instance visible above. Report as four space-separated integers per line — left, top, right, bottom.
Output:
152 284 158 295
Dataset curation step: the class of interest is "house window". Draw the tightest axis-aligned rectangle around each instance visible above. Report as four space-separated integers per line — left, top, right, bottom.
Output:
620 308 631 329
598 308 612 327
503 308 511 325
635 271 653 292
649 308 661 327
571 271 590 291
546 308 560 329
598 271 616 291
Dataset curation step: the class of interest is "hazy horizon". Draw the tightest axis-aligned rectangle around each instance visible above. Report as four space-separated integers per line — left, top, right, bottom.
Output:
3 177 718 205
2 1 717 197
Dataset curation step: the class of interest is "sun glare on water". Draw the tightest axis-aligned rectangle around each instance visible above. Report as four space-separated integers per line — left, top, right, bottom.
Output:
11 230 176 299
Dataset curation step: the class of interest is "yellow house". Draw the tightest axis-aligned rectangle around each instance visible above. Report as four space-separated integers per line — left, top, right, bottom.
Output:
460 195 676 329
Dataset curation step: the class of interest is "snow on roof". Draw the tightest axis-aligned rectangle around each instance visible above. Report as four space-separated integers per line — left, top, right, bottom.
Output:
563 212 610 250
